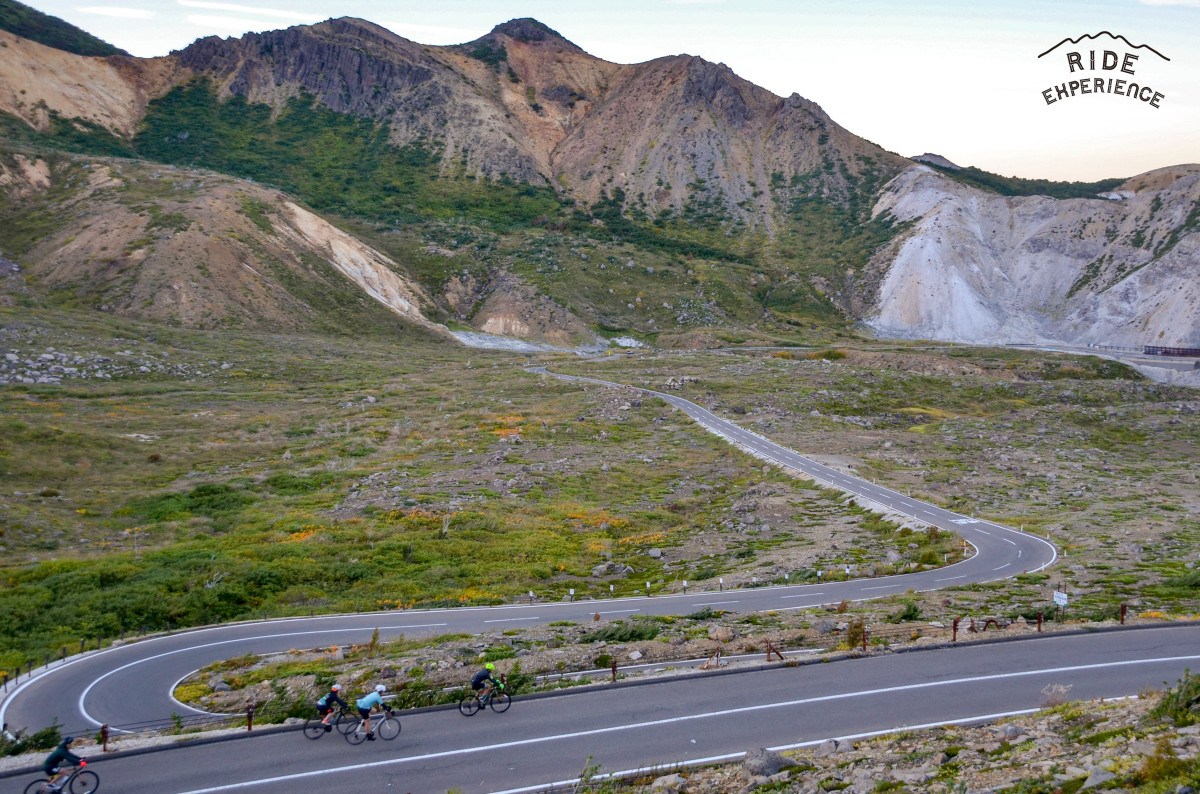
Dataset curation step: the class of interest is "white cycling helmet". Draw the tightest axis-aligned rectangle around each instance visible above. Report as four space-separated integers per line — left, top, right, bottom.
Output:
331 684 341 691
375 684 386 693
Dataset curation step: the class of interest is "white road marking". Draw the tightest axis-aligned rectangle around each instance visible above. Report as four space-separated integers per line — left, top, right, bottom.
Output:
73 625 447 728
696 601 739 606
993 564 1011 571
173 653 1200 793
861 585 897 591
483 617 541 623
780 592 824 599
598 609 641 615
936 575 967 582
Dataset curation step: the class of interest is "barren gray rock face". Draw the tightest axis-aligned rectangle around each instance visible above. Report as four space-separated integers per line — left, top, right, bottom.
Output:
865 164 1200 351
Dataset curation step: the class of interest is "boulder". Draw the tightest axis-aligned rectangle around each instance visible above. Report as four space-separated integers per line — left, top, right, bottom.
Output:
742 747 791 777
708 626 735 642
650 773 685 790
1081 767 1116 789
814 739 840 757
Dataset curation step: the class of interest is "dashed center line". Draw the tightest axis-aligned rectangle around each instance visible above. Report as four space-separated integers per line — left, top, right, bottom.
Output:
483 617 541 623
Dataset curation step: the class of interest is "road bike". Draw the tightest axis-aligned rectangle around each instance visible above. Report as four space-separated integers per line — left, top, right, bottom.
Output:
23 764 99 794
303 705 355 739
459 684 511 715
344 707 401 744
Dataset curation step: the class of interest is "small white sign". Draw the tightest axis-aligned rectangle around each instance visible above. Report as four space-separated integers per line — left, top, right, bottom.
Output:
1053 591 1069 607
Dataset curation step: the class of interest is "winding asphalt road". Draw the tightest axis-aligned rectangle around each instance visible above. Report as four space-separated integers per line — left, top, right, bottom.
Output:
0 362 1072 793
6 626 1200 793
1 366 1056 736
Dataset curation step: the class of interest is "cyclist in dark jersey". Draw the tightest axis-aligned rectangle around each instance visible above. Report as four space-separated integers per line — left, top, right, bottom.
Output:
315 684 348 732
42 736 83 789
471 662 501 700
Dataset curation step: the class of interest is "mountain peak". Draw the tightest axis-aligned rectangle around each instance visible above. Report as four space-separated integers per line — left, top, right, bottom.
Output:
484 18 584 52
911 153 961 170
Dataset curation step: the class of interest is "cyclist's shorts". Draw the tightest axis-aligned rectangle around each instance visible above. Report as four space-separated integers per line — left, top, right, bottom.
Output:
44 766 60 775
317 704 332 714
358 707 372 720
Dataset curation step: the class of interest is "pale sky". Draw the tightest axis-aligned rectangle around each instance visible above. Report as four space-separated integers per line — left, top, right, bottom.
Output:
22 0 1200 181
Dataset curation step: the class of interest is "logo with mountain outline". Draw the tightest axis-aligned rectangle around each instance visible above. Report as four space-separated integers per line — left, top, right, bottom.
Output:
1038 32 1170 109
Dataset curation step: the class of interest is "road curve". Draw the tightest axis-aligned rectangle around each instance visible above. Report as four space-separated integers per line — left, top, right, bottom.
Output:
530 366 1056 581
1 366 1055 736
6 626 1198 794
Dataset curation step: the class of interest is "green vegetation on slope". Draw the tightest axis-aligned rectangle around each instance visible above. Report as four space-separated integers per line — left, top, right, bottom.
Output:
927 164 1125 199
0 0 127 56
133 79 565 229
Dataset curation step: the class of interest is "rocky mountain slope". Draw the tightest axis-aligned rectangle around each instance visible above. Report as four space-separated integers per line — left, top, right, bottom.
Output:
866 164 1200 349
0 14 1197 354
1 16 905 227
0 147 450 337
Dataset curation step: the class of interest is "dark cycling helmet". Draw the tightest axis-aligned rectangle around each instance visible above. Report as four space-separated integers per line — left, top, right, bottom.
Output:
485 662 495 670
63 737 74 743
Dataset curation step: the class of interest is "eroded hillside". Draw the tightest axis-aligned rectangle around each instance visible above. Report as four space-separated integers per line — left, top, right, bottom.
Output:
865 164 1200 349
0 147 450 337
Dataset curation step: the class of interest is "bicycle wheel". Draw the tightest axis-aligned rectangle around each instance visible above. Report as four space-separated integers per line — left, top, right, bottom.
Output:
459 695 481 716
303 717 327 740
343 721 367 745
376 717 401 740
335 711 356 735
23 780 49 794
71 770 100 794
489 691 512 713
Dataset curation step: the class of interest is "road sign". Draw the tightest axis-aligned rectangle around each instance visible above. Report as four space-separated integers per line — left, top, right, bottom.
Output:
1053 591 1069 607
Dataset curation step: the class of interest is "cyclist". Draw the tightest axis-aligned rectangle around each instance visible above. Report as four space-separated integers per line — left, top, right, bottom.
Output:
355 684 387 741
42 736 84 790
471 662 501 702
316 683 348 732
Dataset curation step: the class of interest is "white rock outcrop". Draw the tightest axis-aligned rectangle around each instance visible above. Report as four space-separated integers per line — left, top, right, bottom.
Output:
867 164 1200 350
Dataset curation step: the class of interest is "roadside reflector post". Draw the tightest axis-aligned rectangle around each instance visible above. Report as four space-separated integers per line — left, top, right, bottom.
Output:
683 580 688 593
645 582 651 596
609 584 614 598
569 588 574 602
952 618 959 642
611 659 618 682
719 578 724 591
1037 612 1043 633
247 705 255 731
1120 603 1126 625
862 625 868 652
80 639 85 655
100 724 109 753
